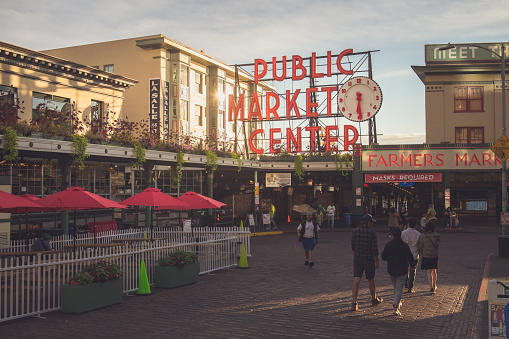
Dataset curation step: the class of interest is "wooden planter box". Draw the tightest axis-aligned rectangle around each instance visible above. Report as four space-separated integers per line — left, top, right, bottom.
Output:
154 262 200 288
60 279 123 314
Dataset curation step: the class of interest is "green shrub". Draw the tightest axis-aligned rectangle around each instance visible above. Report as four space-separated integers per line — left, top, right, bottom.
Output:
69 261 122 285
158 249 198 268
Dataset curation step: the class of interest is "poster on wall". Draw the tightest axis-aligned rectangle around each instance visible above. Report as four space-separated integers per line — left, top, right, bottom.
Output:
183 219 192 232
255 183 259 205
262 214 270 225
266 173 292 187
490 303 507 337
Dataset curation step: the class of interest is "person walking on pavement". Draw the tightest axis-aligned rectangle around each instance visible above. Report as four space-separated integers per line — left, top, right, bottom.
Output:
316 204 325 227
398 205 409 230
269 203 277 230
401 218 421 293
381 227 414 316
388 207 399 233
297 212 320 268
418 221 440 295
351 214 383 311
327 202 336 228
426 204 436 222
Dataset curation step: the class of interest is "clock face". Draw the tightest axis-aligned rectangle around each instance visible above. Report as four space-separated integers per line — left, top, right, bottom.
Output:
337 76 383 122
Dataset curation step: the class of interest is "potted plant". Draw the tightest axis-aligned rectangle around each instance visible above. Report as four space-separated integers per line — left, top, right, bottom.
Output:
60 261 123 314
154 249 199 288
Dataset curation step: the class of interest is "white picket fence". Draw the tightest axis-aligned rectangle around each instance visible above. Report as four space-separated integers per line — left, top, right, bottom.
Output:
0 227 251 322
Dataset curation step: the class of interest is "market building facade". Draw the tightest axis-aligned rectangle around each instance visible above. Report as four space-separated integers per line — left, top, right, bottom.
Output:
352 42 509 223
2 38 507 234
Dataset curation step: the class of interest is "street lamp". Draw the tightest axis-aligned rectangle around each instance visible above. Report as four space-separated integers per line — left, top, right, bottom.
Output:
439 42 507 234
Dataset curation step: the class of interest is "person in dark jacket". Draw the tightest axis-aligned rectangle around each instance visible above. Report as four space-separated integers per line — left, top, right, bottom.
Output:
381 227 414 316
31 233 52 251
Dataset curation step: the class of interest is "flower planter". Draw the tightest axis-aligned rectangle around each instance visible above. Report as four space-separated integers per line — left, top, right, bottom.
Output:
154 262 200 288
60 279 123 314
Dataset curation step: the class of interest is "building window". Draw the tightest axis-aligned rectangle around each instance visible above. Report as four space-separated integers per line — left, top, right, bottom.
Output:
32 92 71 120
0 85 17 104
454 87 483 112
91 100 103 133
455 127 484 143
180 100 188 120
195 73 203 94
172 99 177 117
180 65 189 86
104 65 114 73
218 78 225 110
0 85 18 123
218 109 224 129
195 105 203 126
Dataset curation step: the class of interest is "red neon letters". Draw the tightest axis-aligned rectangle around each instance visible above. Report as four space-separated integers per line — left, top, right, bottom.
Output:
254 49 354 84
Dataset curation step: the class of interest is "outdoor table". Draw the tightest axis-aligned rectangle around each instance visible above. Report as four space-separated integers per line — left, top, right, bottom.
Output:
111 237 166 245
0 250 63 259
64 243 123 250
0 250 65 291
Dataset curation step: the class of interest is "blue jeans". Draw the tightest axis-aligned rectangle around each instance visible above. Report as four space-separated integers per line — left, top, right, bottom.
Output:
328 215 334 228
390 274 406 309
406 258 418 289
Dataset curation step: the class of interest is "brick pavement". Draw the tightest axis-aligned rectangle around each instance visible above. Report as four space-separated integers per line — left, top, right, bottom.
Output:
0 230 499 338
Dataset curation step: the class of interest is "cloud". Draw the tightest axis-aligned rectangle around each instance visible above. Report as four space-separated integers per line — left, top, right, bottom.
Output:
374 133 426 145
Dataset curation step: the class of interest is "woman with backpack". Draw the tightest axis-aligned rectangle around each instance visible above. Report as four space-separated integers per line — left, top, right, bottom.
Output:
297 212 320 268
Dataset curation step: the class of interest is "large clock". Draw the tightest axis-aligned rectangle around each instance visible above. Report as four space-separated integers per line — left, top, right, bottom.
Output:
337 76 383 122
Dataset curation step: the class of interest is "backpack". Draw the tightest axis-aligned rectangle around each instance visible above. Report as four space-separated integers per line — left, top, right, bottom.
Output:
300 220 318 239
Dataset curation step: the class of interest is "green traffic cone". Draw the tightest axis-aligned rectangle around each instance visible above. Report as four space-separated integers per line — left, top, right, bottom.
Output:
240 220 244 231
237 243 250 269
136 260 154 296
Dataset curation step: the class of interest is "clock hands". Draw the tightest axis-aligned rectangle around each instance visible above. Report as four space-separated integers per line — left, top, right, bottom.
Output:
337 76 382 122
356 92 362 120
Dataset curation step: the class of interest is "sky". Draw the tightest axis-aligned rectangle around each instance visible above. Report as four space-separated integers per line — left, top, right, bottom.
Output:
2 0 509 146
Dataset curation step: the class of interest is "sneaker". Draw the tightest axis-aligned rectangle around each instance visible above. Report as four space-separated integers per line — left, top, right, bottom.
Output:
371 297 383 306
430 288 435 295
408 288 414 293
351 302 358 311
305 260 309 265
393 307 402 316
308 261 314 268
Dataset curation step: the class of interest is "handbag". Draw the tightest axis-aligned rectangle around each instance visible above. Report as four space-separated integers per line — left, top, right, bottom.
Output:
424 233 439 250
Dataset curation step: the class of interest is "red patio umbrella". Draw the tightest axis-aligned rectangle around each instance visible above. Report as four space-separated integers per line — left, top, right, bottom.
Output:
156 191 226 228
0 190 44 211
0 191 48 250
38 187 127 250
177 191 226 210
120 188 191 240
38 187 127 210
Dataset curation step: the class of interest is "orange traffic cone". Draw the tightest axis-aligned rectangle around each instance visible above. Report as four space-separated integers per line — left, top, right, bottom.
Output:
287 215 291 223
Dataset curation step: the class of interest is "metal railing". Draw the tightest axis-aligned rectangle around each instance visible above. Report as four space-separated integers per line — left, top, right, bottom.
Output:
2 227 251 256
0 227 250 322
